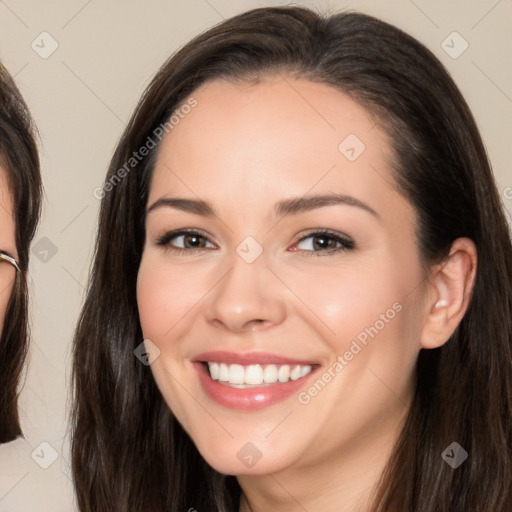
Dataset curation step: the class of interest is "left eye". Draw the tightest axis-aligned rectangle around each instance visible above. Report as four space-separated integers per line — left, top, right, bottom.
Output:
292 231 355 256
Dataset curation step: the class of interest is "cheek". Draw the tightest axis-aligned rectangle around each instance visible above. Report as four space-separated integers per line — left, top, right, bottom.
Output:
136 256 198 421
280 256 424 406
136 255 216 352
137 259 184 342
282 257 412 353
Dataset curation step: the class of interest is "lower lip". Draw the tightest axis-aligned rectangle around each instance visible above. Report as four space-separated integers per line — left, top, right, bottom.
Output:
194 363 318 411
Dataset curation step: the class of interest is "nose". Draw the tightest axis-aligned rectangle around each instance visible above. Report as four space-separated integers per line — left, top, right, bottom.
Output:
204 250 286 334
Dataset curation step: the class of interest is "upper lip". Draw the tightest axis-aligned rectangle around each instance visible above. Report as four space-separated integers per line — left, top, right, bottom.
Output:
193 351 319 366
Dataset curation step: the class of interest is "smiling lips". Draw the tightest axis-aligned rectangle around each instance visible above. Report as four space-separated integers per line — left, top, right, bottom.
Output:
193 351 318 410
208 362 313 387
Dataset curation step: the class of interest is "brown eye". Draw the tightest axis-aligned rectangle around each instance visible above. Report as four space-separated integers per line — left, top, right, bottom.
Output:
181 233 207 248
155 230 216 253
293 230 355 256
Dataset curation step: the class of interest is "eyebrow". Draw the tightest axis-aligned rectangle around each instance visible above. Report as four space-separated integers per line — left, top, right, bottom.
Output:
146 193 379 219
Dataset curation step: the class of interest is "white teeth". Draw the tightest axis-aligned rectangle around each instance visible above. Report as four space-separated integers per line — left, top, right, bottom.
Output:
300 365 311 377
218 363 229 382
244 364 263 385
229 364 245 385
209 362 220 380
290 365 302 381
278 365 290 382
263 364 278 383
207 362 313 386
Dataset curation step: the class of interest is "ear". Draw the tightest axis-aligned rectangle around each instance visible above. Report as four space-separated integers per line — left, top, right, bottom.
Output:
420 238 477 349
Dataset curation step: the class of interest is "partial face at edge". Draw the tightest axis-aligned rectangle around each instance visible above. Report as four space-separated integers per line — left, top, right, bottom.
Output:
136 76 428 475
0 166 17 333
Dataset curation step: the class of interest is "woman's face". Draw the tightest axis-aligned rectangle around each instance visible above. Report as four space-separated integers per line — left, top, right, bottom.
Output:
137 76 429 476
0 168 17 331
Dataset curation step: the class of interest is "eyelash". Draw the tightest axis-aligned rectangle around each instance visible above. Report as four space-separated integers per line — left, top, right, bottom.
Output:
154 229 355 257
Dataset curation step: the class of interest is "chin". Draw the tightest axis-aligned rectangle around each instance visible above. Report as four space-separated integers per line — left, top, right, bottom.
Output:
189 431 300 477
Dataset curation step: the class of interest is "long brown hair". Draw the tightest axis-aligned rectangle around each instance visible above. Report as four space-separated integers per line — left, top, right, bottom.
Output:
71 7 512 511
0 62 43 443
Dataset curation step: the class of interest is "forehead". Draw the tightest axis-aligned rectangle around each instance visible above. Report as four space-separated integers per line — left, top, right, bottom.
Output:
148 76 410 226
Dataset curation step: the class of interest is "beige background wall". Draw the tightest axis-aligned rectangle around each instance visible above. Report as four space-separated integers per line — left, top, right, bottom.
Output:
0 1 510 510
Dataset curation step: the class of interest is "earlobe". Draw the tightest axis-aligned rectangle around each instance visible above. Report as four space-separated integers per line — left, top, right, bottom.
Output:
420 238 477 349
